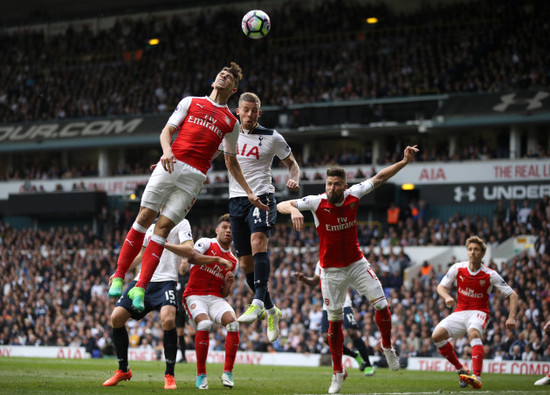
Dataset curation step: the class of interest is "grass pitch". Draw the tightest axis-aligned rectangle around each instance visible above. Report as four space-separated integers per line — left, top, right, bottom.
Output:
0 357 545 394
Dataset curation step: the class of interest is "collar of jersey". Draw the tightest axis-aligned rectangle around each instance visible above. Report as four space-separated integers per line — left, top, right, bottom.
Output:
241 122 259 134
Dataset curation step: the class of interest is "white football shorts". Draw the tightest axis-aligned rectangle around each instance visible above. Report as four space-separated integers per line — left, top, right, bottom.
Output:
320 258 385 313
183 294 235 325
141 159 207 224
435 310 488 338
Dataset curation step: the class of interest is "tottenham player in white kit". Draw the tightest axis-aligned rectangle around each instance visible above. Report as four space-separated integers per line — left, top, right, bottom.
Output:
178 214 240 390
431 235 518 390
108 63 267 312
223 92 300 343
278 145 418 394
295 262 375 376
103 219 193 390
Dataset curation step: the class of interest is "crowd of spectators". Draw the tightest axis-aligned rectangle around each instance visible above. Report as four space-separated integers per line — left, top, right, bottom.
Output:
0 0 548 123
1 195 549 366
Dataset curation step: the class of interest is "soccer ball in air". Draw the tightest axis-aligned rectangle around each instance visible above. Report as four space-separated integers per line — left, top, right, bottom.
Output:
241 10 271 39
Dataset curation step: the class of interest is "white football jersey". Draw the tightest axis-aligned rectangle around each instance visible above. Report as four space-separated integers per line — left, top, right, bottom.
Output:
134 219 193 282
227 124 292 198
315 262 352 311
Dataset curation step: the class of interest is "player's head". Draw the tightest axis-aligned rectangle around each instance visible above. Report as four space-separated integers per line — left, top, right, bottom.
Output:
465 235 487 264
325 167 347 205
236 92 261 130
215 213 233 247
213 62 242 94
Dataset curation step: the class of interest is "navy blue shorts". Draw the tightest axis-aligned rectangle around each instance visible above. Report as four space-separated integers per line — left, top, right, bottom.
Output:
229 193 277 257
320 307 359 333
116 280 178 320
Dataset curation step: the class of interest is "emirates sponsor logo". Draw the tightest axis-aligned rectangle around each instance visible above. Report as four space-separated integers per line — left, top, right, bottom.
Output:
458 287 485 298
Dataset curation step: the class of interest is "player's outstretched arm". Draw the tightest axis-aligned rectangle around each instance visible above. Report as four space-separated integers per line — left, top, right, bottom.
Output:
224 154 268 211
277 200 304 231
369 145 419 189
166 241 232 268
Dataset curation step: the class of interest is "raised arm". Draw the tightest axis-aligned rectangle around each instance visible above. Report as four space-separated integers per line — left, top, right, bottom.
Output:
165 241 232 269
369 145 419 189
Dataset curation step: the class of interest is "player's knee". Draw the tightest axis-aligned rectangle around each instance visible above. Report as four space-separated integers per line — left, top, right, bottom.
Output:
226 321 239 332
372 297 388 310
161 317 176 331
196 320 214 332
327 310 343 322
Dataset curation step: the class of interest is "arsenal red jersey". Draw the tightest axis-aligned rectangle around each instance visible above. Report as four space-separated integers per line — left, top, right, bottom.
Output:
167 96 239 174
183 237 237 298
295 180 374 268
439 261 514 315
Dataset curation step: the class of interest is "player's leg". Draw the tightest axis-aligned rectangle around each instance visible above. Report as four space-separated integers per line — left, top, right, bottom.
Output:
110 164 177 297
351 261 399 371
184 295 211 389
460 314 487 389
219 306 239 389
432 313 469 387
176 308 188 362
343 306 372 372
158 285 178 390
130 167 205 310
109 206 156 298
103 303 133 385
320 267 347 394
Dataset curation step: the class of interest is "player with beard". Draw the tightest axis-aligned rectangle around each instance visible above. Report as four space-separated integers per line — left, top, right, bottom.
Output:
277 145 418 394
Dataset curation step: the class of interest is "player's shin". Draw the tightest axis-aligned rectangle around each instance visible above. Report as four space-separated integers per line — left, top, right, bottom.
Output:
373 304 392 349
435 339 463 370
195 320 213 375
112 326 130 372
224 322 240 373
253 252 270 305
471 339 484 376
164 328 177 376
328 318 344 373
135 236 166 289
114 224 147 279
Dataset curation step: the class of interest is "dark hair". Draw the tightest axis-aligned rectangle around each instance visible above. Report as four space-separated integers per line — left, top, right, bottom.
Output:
218 213 231 225
326 167 346 182
223 62 243 88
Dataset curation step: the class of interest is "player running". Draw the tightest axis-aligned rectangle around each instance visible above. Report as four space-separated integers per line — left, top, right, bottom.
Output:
295 262 375 376
277 145 418 394
431 235 518 390
224 92 300 343
174 214 240 390
108 63 267 312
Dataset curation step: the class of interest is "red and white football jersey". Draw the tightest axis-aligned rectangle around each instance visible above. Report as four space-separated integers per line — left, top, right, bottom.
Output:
440 261 514 315
183 237 237 298
167 96 239 174
295 180 374 268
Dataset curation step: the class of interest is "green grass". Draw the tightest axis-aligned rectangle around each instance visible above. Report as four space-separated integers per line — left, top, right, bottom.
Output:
0 357 545 394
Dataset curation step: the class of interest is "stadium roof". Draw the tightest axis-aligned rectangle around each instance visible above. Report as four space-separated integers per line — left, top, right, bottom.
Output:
0 0 243 26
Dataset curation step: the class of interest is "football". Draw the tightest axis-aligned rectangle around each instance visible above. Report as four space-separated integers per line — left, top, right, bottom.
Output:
241 10 271 39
